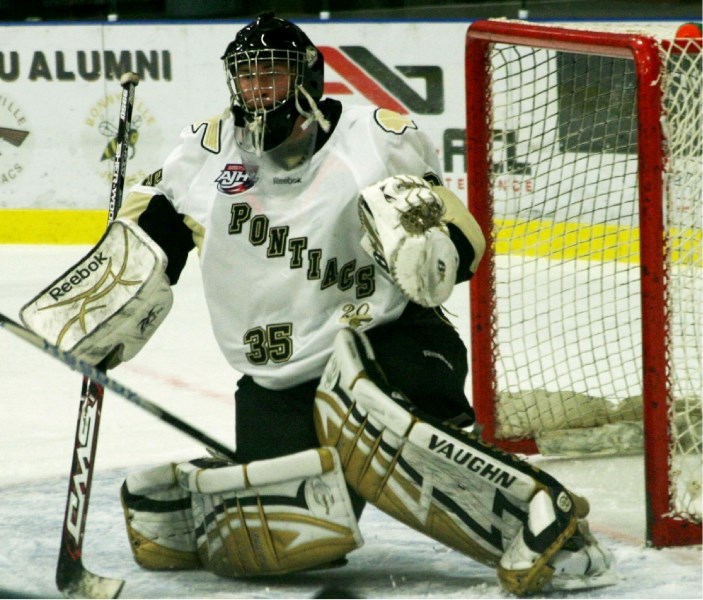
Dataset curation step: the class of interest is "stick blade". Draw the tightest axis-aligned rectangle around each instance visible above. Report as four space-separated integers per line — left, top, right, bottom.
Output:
57 559 124 599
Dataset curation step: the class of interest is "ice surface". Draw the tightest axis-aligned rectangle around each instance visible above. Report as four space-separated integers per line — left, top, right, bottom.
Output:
0 246 700 598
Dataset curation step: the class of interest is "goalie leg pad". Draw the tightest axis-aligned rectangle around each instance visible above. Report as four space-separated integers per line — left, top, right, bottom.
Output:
314 328 538 566
175 447 363 577
315 328 611 594
21 218 173 367
120 463 201 570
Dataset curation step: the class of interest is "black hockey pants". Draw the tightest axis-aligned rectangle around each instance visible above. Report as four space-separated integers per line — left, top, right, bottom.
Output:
231 302 472 517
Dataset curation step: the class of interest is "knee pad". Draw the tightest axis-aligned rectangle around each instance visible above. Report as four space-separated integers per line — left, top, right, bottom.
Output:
176 447 363 577
122 448 363 577
121 463 201 570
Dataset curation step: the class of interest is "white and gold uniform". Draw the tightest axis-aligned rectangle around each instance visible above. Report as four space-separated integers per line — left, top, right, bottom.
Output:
121 103 450 390
112 14 614 589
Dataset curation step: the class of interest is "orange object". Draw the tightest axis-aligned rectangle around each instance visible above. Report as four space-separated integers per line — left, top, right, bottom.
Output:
676 22 702 39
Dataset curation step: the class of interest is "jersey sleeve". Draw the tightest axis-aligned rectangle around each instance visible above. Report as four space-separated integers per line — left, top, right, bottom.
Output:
367 108 443 184
435 186 486 282
118 120 216 284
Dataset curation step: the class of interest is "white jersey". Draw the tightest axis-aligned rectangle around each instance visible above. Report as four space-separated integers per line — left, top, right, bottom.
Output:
128 105 443 389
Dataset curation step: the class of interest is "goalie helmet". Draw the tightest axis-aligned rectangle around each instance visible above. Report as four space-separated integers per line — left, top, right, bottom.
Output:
222 12 326 156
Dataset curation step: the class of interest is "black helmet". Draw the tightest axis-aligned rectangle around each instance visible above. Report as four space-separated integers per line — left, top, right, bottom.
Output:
222 13 325 152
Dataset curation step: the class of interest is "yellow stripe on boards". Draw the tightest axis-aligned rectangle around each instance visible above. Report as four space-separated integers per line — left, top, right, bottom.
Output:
494 218 641 263
1 210 699 267
494 218 701 267
670 229 703 267
0 210 107 244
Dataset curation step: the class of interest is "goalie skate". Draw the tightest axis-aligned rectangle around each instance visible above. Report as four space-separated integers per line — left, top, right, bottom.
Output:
498 491 616 594
543 520 618 592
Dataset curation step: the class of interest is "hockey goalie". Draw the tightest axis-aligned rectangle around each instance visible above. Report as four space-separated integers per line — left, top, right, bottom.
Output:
21 13 616 595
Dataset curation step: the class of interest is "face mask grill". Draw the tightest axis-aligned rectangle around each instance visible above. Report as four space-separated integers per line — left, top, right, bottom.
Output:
224 48 305 116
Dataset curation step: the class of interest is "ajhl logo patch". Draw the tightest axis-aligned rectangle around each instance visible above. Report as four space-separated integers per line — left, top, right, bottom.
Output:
216 164 254 195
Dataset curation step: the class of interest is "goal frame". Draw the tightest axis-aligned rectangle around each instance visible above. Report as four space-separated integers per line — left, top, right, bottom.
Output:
465 19 701 548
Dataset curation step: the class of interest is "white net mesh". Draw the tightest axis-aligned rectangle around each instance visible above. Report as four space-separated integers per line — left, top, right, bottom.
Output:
481 29 701 522
661 38 702 522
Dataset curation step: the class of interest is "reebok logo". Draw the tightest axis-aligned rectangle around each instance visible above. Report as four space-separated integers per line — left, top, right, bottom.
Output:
138 305 164 334
49 252 109 300
273 176 302 185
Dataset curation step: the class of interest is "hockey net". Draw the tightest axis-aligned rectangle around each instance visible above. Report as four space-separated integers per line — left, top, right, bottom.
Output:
465 20 701 547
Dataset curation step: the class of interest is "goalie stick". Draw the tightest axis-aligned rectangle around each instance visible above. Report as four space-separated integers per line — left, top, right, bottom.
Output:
0 311 238 460
0 310 239 592
55 71 137 599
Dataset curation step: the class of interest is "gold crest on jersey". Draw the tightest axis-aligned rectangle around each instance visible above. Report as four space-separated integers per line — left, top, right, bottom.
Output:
374 108 417 134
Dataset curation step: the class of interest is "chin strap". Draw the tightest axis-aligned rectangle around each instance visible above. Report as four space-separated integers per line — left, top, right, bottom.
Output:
238 85 329 157
296 84 331 133
246 112 266 157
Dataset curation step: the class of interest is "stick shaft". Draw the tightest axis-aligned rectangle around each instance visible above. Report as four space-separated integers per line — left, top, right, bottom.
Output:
56 72 139 598
0 312 237 460
108 75 138 221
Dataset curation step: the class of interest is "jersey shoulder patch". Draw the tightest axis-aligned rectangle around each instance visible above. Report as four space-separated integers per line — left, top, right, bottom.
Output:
373 108 418 135
189 109 229 154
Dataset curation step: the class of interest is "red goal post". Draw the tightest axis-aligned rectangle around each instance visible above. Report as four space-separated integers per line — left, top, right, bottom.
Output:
465 20 701 547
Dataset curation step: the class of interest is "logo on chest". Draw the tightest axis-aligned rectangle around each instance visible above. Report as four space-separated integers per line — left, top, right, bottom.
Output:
228 201 376 300
215 164 254 195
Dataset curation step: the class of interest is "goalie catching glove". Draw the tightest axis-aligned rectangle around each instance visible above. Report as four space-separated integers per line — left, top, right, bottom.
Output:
20 218 173 368
359 175 459 307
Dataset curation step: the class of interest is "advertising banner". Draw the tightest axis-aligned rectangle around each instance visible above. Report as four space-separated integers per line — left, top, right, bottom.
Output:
0 20 679 241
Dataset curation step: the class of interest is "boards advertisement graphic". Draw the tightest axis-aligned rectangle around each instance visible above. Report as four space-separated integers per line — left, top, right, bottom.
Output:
0 20 680 241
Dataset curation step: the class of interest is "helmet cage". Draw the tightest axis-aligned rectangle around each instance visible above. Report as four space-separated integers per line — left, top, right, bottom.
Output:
224 48 306 117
